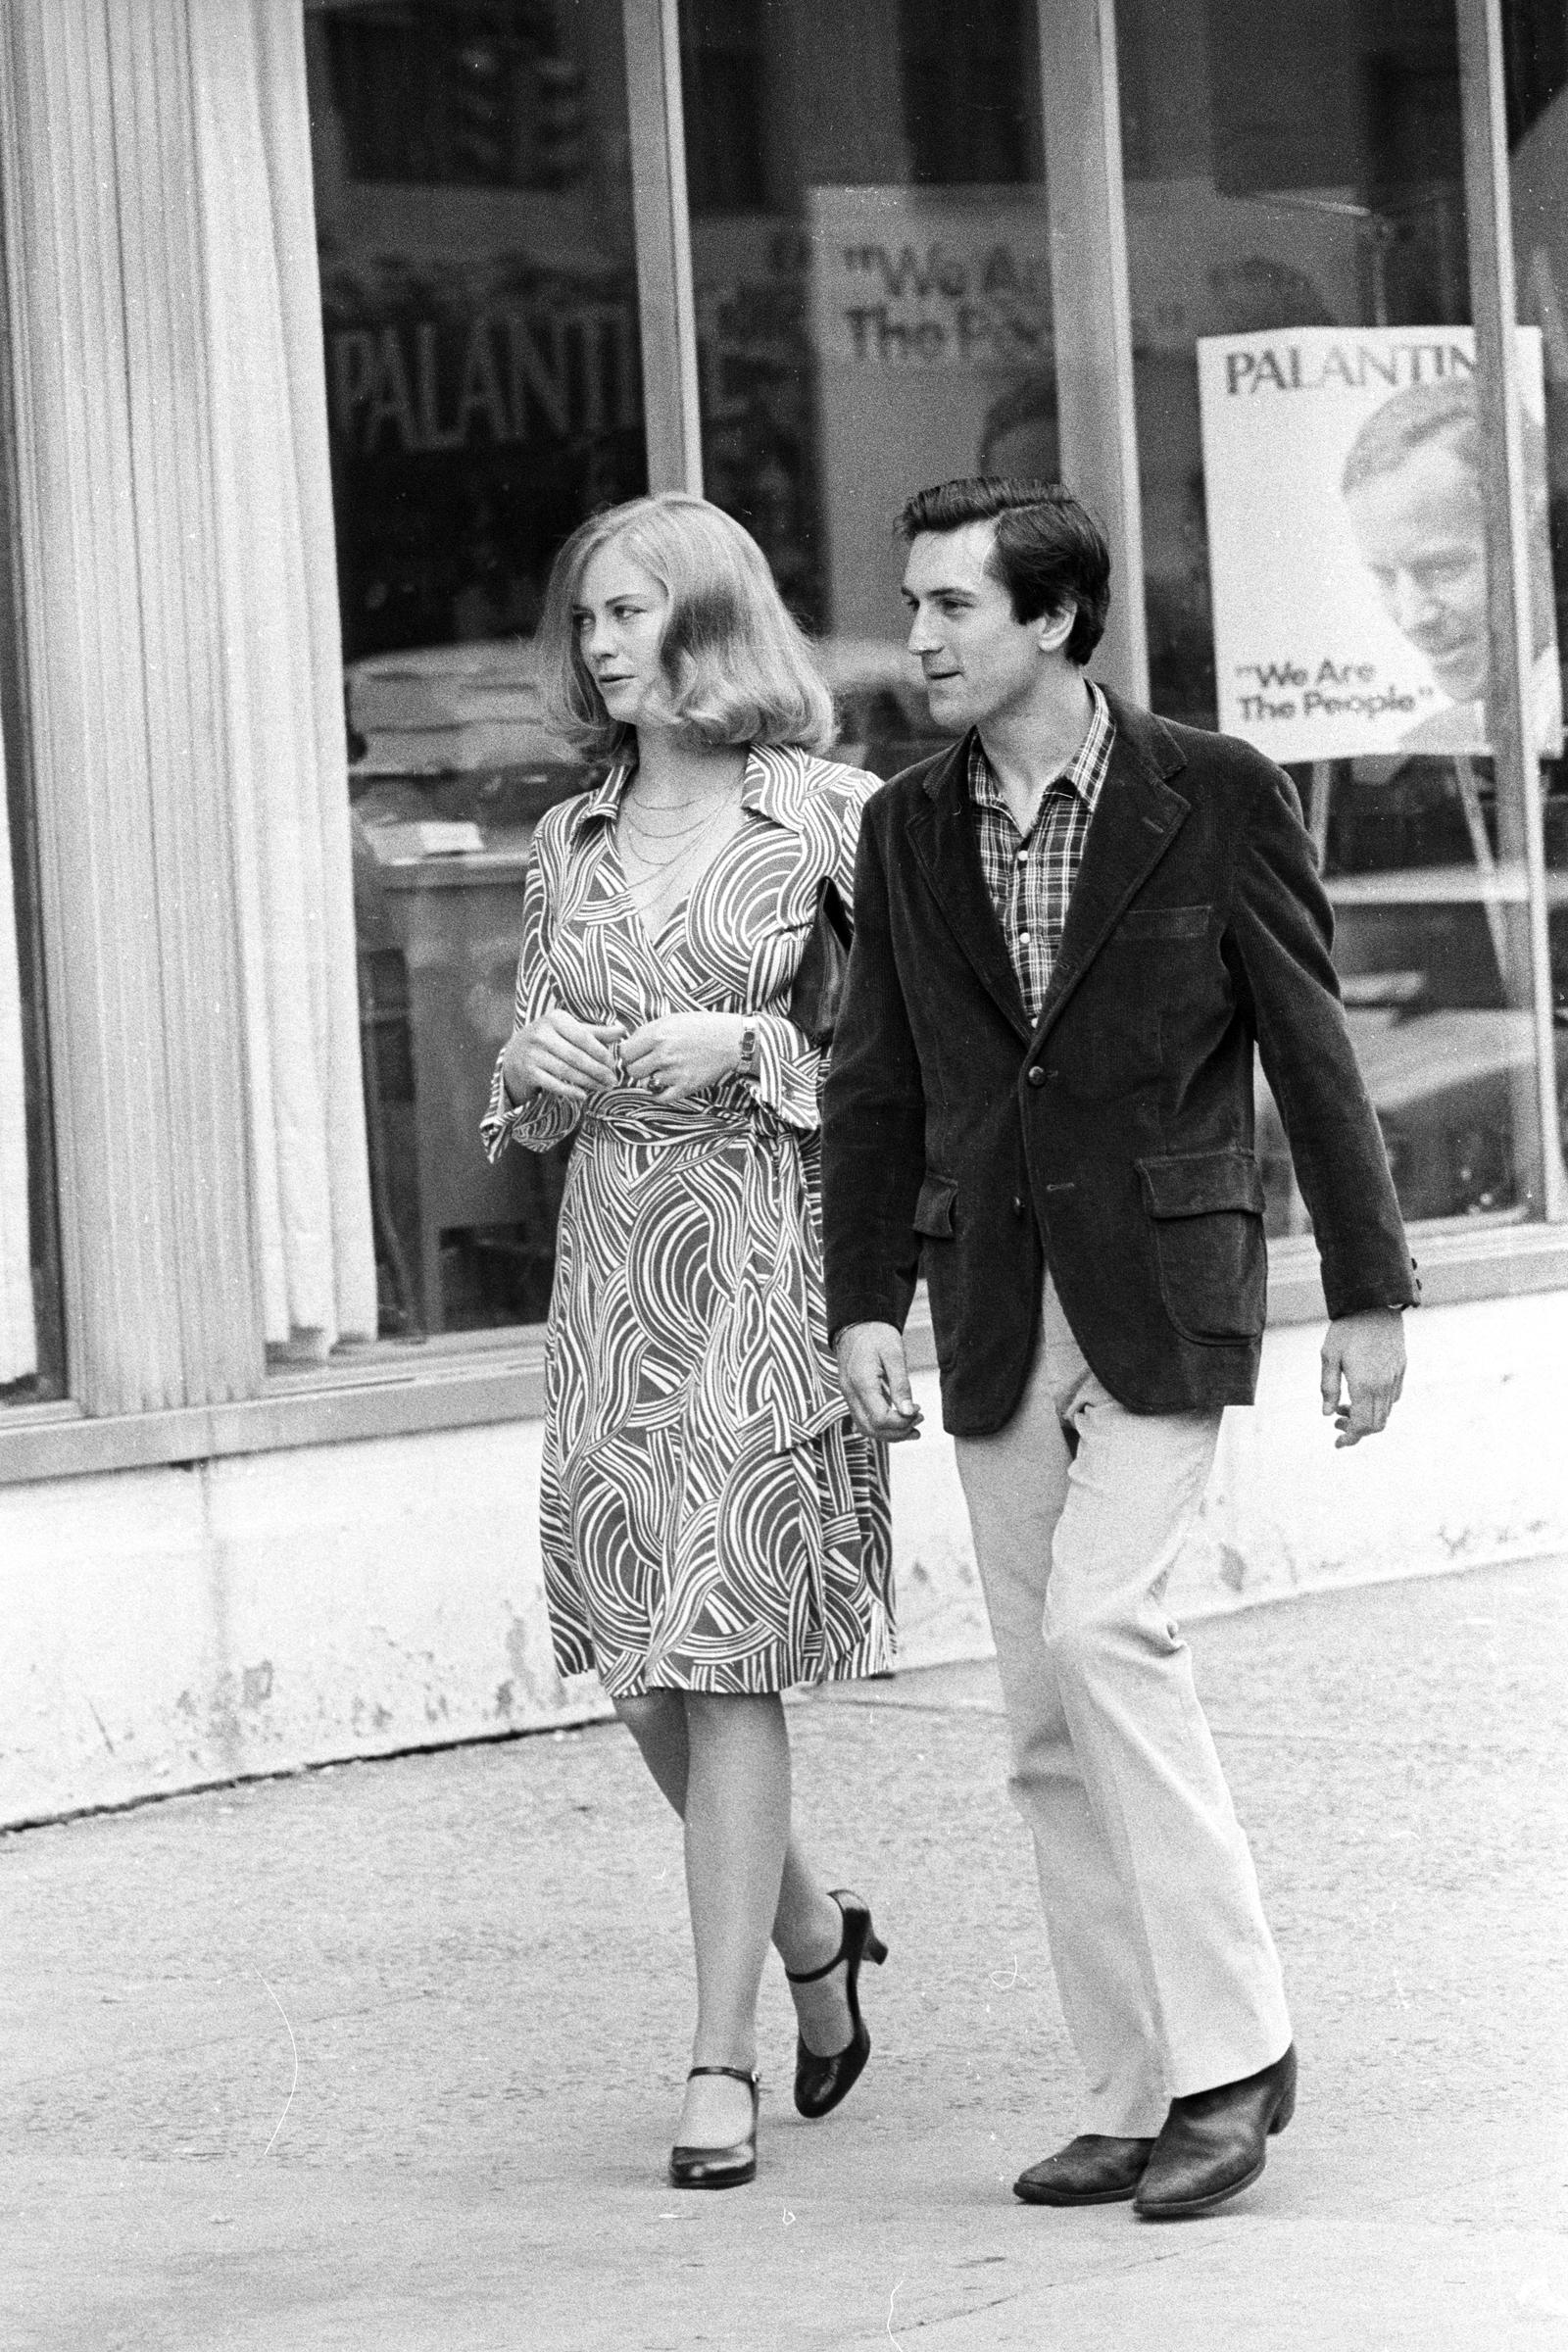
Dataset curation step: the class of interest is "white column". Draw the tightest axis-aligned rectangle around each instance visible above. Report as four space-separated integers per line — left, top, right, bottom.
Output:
0 1 263 1412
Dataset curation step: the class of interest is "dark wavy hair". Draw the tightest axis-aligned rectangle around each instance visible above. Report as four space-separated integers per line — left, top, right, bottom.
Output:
537 492 835 759
897 477 1111 666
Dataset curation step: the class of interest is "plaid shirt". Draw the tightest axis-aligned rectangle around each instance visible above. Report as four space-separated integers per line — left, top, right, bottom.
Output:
967 682 1114 1024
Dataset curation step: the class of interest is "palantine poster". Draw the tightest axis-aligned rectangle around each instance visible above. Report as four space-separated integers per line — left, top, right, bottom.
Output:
806 185 1055 640
1198 325 1562 763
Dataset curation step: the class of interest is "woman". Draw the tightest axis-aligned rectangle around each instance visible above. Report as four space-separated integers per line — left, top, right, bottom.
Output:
482 493 893 2189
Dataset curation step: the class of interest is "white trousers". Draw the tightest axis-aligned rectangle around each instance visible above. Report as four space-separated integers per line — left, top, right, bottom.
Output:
954 1278 1292 2136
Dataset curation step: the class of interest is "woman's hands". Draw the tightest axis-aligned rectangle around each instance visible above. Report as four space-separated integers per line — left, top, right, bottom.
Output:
501 1008 749 1108
618 1011 747 1102
501 1009 625 1106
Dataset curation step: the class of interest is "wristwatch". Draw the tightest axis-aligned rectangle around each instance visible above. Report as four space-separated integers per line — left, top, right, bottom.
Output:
736 1023 760 1080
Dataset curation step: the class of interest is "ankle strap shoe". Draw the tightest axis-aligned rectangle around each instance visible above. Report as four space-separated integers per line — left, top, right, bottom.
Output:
668 2066 760 2190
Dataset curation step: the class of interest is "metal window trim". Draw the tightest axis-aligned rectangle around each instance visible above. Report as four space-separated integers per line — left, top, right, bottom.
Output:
1457 0 1566 1222
5 0 1567 1491
623 0 703 495
1035 0 1151 705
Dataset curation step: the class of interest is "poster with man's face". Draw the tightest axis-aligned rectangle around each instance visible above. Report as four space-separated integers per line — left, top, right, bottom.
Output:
1198 325 1562 763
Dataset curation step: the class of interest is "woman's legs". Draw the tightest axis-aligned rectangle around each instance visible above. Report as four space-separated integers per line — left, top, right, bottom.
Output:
613 1690 855 2146
614 1691 839 1957
677 1690 788 2143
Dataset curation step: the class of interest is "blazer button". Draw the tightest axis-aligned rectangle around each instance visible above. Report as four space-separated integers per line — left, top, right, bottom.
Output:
1027 1066 1047 1088
1011 1194 1025 1217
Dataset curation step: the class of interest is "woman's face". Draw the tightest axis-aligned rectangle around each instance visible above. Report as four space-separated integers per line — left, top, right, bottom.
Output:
574 541 670 731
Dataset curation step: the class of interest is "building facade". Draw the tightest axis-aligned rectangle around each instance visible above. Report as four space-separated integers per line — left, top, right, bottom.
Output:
3 0 1568 1823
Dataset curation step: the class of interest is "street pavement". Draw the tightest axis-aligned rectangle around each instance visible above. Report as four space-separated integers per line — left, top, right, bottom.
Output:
3 1554 1565 2352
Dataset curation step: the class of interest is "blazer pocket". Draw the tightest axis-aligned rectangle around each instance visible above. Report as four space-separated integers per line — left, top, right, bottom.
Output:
1136 1149 1266 1345
913 1174 960 1366
913 1173 957 1238
1112 903 1212 941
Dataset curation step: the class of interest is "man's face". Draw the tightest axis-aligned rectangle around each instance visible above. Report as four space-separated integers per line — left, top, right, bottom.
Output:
902 519 1062 732
1345 436 1490 702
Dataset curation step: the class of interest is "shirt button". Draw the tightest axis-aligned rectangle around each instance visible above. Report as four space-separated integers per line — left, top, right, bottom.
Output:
1015 849 1028 863
1027 1067 1047 1089
1018 930 1031 946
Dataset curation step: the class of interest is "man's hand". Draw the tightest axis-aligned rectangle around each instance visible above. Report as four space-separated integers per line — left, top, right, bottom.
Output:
1320 1308 1406 1447
836 1321 924 1444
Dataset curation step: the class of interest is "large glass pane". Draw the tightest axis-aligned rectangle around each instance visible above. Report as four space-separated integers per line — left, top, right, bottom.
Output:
1504 1 1568 1202
679 0 1052 772
306 0 646 1334
0 709 64 1406
1119 0 1561 1232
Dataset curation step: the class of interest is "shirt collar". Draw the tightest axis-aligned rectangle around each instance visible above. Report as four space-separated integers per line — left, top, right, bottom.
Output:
967 679 1113 817
568 743 822 840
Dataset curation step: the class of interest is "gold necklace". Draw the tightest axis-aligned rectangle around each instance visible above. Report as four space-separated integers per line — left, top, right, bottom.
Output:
619 779 740 868
623 779 739 838
623 783 710 813
621 829 713 880
621 803 716 845
620 792 739 889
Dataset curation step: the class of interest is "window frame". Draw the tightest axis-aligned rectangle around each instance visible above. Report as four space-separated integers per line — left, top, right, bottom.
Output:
0 0 1560 1494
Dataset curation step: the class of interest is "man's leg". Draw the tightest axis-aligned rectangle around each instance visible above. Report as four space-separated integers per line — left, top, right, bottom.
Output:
955 1306 1168 2139
956 1278 1290 2132
1037 1281 1291 2100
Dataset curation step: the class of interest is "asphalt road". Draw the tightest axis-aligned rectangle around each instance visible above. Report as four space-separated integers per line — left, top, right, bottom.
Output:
3 1556 1565 2351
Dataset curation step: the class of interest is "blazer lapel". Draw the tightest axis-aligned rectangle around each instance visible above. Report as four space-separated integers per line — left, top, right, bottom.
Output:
906 734 1031 1043
1031 695 1192 1048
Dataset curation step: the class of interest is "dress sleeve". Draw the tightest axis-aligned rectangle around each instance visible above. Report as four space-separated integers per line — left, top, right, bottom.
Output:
738 1008 822 1136
480 809 583 1161
737 767 877 1139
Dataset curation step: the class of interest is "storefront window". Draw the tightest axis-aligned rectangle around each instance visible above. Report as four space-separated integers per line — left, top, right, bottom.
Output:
678 0 1052 772
1119 0 1566 1232
306 0 646 1335
1506 0 1568 1188
0 729 63 1406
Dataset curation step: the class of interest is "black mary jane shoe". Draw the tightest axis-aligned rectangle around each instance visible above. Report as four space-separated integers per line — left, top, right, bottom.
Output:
667 2065 760 2190
787 1887 889 2121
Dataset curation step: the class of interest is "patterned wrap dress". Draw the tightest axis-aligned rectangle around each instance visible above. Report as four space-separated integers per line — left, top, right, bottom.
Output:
482 745 894 1698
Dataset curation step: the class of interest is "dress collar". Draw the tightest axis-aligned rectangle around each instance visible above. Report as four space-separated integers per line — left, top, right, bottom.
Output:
568 743 825 841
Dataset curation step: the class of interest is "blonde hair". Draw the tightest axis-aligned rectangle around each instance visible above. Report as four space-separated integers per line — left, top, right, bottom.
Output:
537 492 836 758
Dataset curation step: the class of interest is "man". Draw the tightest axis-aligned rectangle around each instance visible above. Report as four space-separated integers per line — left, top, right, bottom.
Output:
1341 376 1561 757
821 478 1416 2221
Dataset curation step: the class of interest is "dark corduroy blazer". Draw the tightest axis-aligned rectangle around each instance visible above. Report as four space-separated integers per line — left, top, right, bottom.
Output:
820 689 1417 1434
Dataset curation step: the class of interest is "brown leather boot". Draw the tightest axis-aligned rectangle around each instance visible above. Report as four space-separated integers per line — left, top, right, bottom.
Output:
1133 2044 1297 2220
1013 2133 1155 2206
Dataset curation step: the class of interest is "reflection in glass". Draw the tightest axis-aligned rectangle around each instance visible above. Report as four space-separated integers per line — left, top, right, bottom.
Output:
1120 0 1561 1230
1506 1 1568 1195
679 0 1052 777
305 0 646 1333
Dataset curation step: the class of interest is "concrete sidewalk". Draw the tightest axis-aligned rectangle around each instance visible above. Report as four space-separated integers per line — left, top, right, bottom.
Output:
3 1556 1565 2351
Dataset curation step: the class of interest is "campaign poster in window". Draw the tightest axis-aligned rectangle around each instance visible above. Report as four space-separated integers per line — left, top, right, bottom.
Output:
806 183 1055 648
1198 324 1563 762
